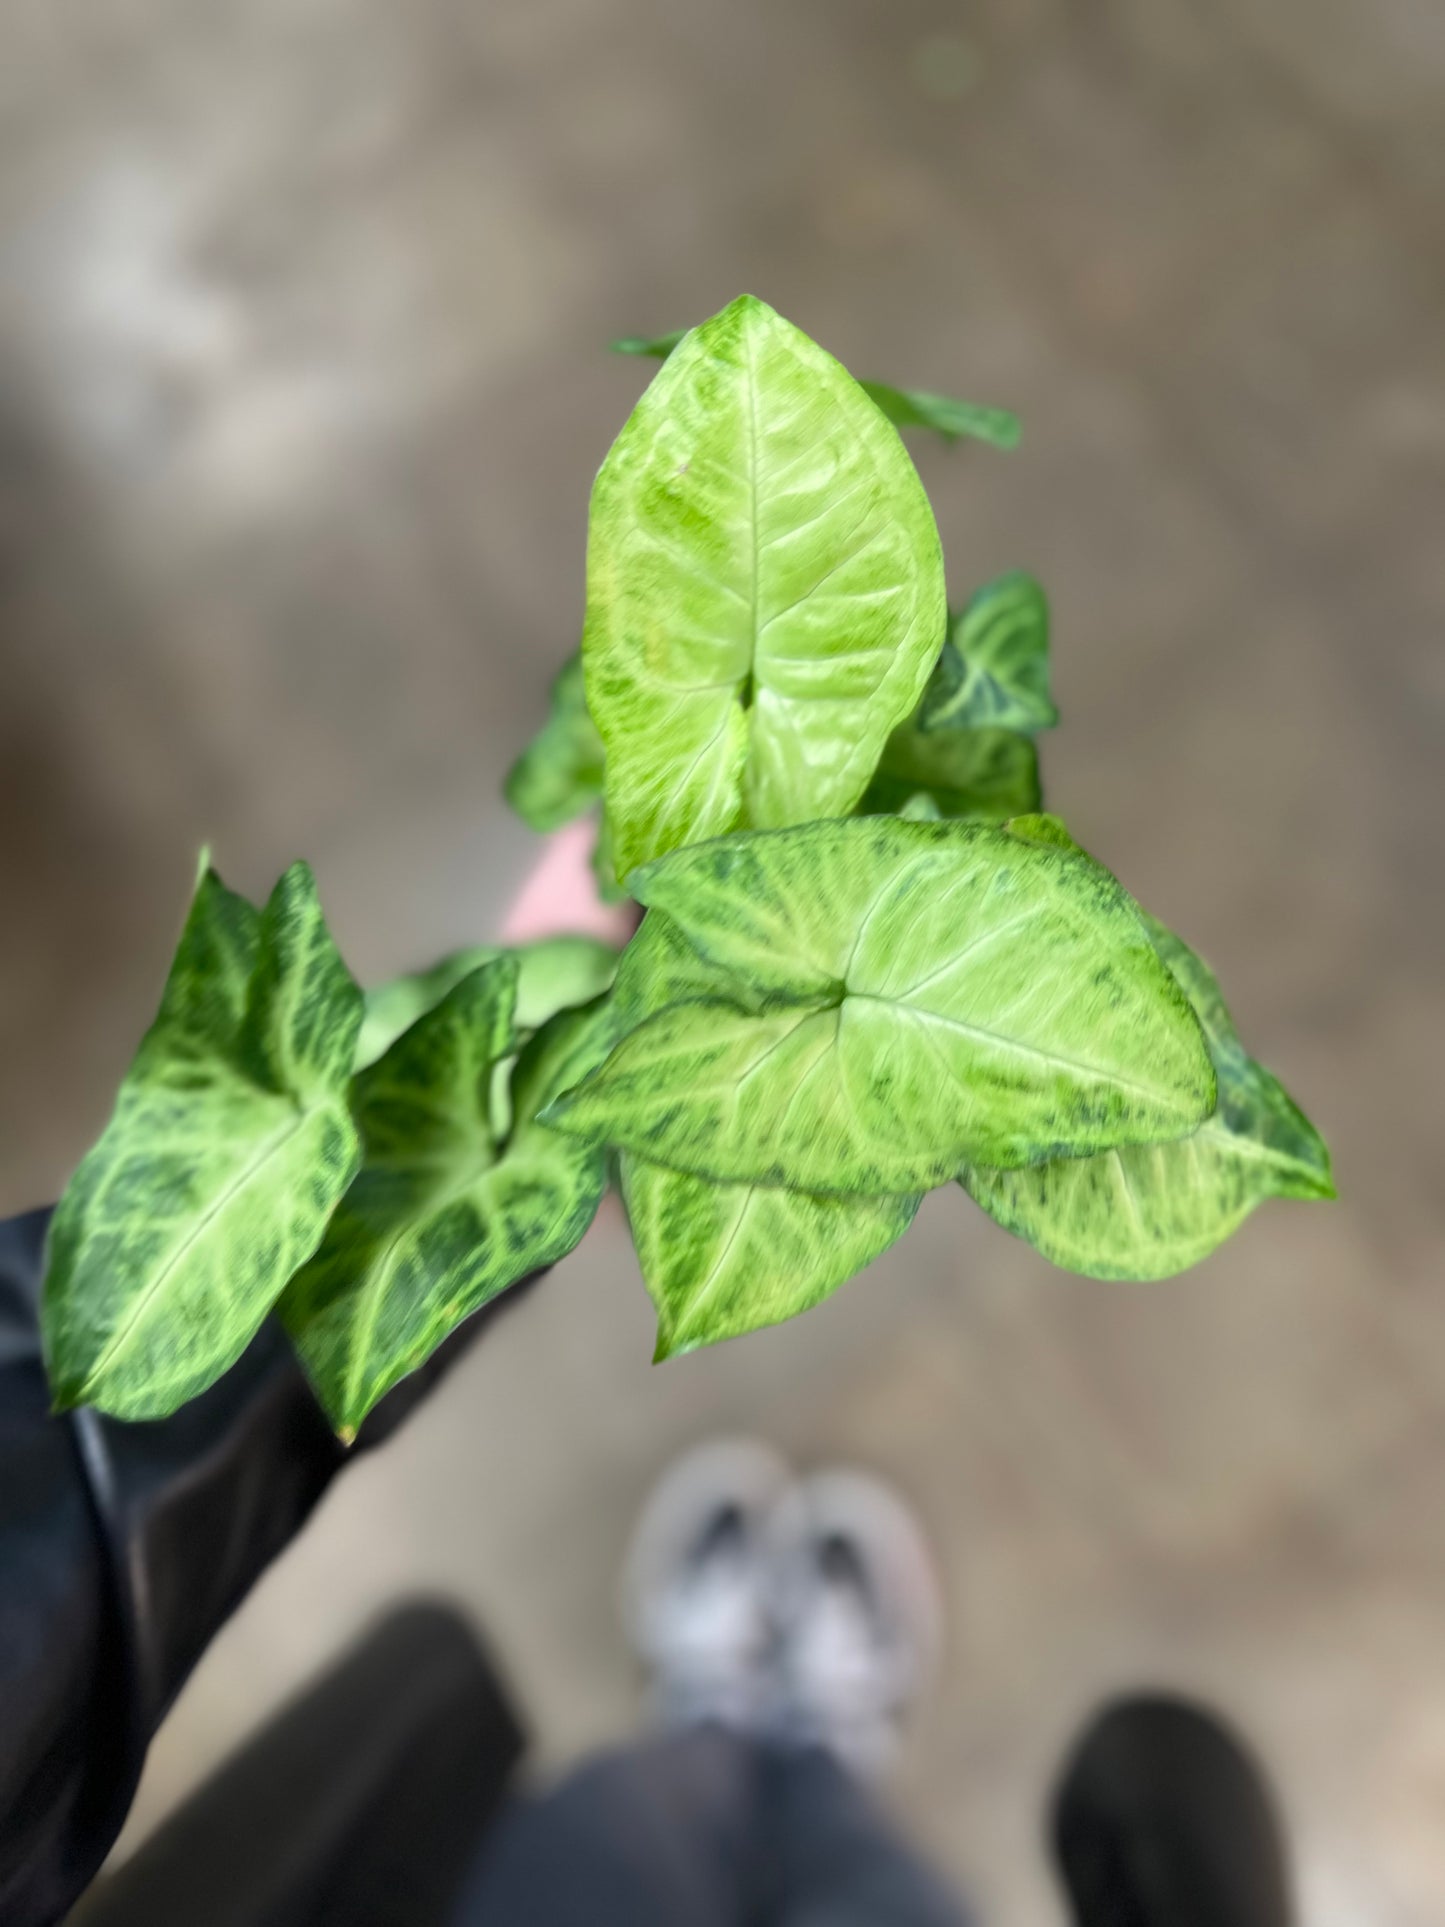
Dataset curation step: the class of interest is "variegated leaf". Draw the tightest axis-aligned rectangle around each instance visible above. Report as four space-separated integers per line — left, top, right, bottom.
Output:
863 720 1041 821
585 294 947 878
283 971 615 1438
919 573 1057 735
42 862 363 1420
960 913 1334 1278
544 818 1215 1192
622 1152 919 1359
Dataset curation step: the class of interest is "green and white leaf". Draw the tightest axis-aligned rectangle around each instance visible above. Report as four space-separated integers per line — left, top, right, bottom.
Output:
504 653 606 833
357 934 619 1070
960 915 1335 1278
622 1153 920 1359
43 862 364 1420
615 901 889 1375
863 720 1040 822
919 573 1057 735
612 329 1020 449
585 294 947 879
283 967 616 1439
858 382 1020 449
544 817 1215 1193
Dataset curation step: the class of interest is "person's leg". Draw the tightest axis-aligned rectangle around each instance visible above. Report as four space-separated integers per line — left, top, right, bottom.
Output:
453 1442 971 1927
455 1725 758 1927
458 1729 965 1927
752 1741 968 1927
1051 1693 1293 1927
455 1441 786 1926
73 1604 524 1927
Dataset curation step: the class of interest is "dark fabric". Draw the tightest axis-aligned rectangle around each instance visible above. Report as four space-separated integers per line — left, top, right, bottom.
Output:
0 1205 537 1927
70 1603 526 1927
1051 1694 1293 1927
455 1728 971 1927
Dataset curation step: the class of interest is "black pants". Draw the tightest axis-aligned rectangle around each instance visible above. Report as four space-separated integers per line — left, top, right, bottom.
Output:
76 1609 1290 1927
455 1727 970 1927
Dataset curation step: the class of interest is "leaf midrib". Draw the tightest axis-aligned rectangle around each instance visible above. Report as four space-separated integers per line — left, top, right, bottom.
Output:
847 992 1190 1106
672 1179 756 1347
79 1096 325 1399
338 1141 503 1425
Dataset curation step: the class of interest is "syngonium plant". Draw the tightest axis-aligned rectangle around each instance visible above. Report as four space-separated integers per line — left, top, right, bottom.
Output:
40 294 1334 1440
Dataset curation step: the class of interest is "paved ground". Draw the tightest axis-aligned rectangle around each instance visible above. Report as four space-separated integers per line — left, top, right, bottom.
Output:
3 0 1444 1919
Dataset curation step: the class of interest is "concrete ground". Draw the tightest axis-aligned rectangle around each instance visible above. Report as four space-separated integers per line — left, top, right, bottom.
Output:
3 0 1444 1919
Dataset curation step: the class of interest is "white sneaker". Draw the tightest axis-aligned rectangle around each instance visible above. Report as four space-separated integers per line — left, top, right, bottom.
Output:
621 1438 792 1733
765 1469 943 1778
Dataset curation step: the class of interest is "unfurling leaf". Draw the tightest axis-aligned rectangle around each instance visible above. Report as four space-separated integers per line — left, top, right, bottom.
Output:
544 817 1215 1193
612 331 1019 449
357 934 619 1070
622 1154 919 1359
863 720 1041 821
919 573 1057 735
960 915 1334 1278
283 969 617 1439
586 294 947 879
504 653 606 833
42 863 364 1420
858 382 1020 449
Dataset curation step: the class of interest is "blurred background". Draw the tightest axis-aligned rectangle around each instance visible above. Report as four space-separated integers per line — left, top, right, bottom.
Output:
3 0 1443 1918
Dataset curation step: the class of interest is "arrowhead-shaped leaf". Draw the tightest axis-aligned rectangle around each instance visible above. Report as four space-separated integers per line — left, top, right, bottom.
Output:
611 329 1020 449
504 653 606 833
282 972 615 1438
42 863 364 1420
919 573 1058 735
863 720 1041 821
622 1153 920 1359
585 294 947 879
544 818 1215 1192
610 897 926 1354
960 915 1335 1278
